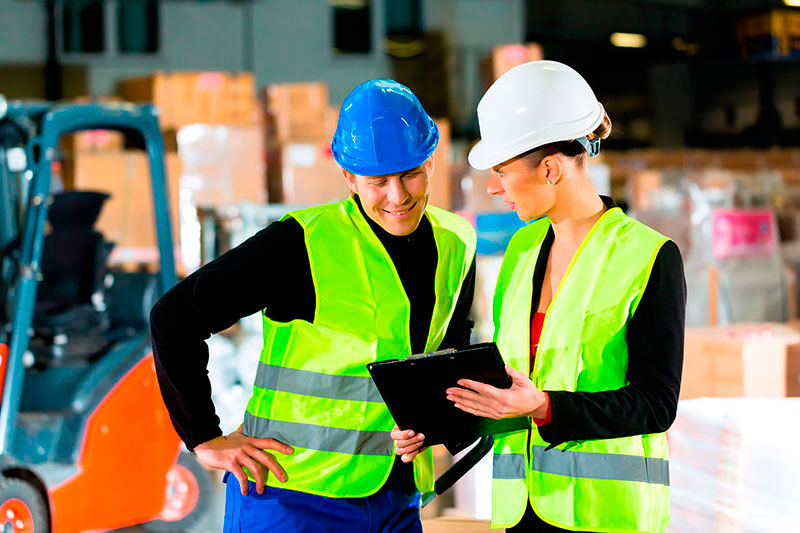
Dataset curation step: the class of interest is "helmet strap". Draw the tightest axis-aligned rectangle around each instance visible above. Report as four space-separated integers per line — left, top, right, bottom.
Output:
576 136 601 157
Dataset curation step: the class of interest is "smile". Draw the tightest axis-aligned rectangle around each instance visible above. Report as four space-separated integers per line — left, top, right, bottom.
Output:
384 202 417 217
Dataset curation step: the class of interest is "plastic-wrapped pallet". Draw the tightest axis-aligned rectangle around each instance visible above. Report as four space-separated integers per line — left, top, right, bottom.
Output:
668 398 800 532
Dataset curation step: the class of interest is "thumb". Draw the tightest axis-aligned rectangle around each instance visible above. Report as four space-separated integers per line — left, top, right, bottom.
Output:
505 364 529 384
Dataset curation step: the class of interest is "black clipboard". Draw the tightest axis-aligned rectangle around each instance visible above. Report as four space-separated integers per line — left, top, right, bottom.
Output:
367 342 531 454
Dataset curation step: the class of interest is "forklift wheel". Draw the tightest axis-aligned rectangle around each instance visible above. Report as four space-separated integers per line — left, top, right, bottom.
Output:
143 452 213 533
0 476 47 533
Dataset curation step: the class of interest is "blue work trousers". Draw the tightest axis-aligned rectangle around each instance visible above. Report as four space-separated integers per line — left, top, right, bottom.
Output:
222 472 423 533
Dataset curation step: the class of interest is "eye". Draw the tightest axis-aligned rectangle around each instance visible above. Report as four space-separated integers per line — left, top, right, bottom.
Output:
495 169 505 178
372 179 387 187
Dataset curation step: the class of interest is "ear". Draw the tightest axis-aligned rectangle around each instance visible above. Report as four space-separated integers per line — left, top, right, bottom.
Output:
542 156 563 185
423 156 434 177
342 168 359 195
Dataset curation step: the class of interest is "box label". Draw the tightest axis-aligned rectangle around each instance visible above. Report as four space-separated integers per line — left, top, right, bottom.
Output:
712 209 775 259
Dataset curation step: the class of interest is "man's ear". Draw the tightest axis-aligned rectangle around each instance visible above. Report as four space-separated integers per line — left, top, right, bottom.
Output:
342 168 359 195
424 156 434 177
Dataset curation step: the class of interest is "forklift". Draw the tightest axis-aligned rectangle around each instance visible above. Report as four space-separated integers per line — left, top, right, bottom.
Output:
0 95 212 532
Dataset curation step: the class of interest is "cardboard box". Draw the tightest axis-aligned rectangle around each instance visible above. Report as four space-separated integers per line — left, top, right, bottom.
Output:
681 324 800 399
265 116 448 207
60 129 125 153
118 71 258 129
263 82 329 141
62 151 183 268
430 118 451 210
421 518 492 533
266 140 349 205
175 124 267 208
483 43 543 86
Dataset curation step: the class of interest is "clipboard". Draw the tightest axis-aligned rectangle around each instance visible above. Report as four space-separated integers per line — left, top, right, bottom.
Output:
367 342 531 454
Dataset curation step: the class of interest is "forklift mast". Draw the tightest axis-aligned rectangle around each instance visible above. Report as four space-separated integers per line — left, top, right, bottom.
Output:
0 98 177 455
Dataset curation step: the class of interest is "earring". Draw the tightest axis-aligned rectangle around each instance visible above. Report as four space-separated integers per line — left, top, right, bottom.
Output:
547 179 552 185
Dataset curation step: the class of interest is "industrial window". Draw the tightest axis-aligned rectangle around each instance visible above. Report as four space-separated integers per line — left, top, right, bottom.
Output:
60 0 160 56
118 0 159 54
332 0 372 54
385 0 421 38
62 0 105 53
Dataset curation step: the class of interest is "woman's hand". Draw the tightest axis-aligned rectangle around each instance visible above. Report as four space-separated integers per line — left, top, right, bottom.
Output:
193 427 294 495
446 365 547 420
390 425 427 463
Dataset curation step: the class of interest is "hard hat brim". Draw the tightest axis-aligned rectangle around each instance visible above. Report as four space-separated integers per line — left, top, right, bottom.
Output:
468 102 605 170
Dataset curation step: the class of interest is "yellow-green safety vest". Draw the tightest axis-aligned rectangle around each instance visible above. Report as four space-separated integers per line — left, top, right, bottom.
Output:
243 196 476 498
491 206 671 532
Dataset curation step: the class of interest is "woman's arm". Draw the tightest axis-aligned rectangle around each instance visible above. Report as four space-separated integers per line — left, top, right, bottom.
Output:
538 240 686 445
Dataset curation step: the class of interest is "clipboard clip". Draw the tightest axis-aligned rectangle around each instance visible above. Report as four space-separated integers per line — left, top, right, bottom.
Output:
405 347 457 360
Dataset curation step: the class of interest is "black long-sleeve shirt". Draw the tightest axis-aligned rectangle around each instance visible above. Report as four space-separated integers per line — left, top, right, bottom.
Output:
535 197 686 446
150 197 476 451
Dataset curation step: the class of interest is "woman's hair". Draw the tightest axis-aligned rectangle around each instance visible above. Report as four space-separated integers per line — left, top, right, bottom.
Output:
521 112 612 168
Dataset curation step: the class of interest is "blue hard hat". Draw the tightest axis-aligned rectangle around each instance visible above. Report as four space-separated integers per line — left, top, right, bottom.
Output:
331 79 438 176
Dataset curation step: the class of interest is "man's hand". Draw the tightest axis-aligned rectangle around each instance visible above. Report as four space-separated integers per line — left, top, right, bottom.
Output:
390 425 427 463
193 428 294 495
446 365 548 420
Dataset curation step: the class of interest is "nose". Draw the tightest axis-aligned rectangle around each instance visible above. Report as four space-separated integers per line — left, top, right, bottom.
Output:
487 170 503 196
387 177 411 205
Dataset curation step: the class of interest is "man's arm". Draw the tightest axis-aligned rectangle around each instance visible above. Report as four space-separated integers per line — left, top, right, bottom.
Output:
149 218 314 450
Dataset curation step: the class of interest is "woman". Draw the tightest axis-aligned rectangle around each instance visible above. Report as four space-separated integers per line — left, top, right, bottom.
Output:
392 60 685 532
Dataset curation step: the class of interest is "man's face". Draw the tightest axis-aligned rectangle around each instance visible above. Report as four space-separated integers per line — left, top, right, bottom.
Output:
344 158 433 236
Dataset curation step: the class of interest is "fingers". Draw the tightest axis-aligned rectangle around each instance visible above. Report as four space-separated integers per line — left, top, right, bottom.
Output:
505 365 526 381
247 445 288 484
230 466 251 496
447 388 501 419
454 379 492 394
395 433 425 456
446 385 491 407
250 437 294 456
452 401 497 419
400 445 429 463
400 449 420 463
391 426 416 440
239 453 269 494
391 427 425 459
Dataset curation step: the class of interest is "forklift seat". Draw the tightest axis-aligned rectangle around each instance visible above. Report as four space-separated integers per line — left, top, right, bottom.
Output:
31 191 115 363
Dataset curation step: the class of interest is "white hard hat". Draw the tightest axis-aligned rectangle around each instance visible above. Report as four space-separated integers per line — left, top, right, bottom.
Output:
468 60 605 170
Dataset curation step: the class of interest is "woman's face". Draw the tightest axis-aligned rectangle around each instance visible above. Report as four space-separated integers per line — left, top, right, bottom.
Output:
487 155 554 221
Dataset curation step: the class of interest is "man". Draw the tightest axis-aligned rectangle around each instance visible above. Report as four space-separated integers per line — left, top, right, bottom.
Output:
150 79 476 532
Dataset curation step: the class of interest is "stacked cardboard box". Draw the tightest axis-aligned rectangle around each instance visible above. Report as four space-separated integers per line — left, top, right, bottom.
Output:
263 81 453 209
62 151 183 271
119 71 258 129
263 82 330 142
482 43 543 87
60 129 125 154
116 70 268 272
681 323 800 399
263 81 349 206
430 118 453 211
421 518 492 533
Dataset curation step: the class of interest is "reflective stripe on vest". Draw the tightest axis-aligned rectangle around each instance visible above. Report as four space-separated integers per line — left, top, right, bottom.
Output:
532 446 669 486
254 362 383 402
493 453 526 479
493 448 669 485
491 207 672 532
243 197 476 498
243 413 392 455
